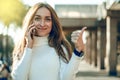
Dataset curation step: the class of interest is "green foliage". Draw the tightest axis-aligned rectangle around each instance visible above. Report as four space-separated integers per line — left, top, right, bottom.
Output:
0 35 4 53
0 0 28 26
0 34 14 65
0 34 14 56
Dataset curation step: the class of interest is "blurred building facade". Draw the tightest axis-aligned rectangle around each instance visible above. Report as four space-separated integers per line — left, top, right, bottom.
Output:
55 0 120 76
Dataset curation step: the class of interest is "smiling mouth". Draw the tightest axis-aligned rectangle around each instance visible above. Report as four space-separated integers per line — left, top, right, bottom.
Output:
36 27 47 30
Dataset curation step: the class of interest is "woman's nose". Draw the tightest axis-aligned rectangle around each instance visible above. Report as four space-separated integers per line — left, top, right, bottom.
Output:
40 20 45 27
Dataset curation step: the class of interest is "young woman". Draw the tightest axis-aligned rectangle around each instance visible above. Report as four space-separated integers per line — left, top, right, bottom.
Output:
11 2 87 80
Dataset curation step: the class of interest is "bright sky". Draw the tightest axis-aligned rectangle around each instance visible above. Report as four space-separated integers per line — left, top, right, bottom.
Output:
22 0 106 7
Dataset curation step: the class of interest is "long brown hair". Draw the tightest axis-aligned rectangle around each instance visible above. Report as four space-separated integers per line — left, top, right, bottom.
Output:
12 2 72 63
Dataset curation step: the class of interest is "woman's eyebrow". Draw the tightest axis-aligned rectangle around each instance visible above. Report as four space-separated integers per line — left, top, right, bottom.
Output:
45 16 52 18
35 15 41 17
35 15 51 18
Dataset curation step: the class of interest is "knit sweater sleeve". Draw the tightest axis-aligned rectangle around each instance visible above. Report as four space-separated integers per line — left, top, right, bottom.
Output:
11 48 32 80
60 48 83 80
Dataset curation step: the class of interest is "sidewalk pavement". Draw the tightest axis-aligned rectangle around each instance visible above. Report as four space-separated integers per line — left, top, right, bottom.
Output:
76 60 120 80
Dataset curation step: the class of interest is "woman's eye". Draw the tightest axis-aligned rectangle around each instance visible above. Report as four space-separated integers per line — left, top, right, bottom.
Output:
35 17 41 21
45 18 52 22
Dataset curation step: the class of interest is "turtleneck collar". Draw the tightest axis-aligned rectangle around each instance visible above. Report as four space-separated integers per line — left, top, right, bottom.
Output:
33 36 48 46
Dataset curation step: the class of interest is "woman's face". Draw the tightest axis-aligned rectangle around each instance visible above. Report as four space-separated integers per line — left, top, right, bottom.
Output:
33 7 52 37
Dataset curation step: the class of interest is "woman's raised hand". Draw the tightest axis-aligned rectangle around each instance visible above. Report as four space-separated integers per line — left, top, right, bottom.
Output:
25 23 36 48
71 27 87 52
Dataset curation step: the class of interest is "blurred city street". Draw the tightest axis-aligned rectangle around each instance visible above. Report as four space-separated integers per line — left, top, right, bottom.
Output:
0 0 120 80
76 60 120 80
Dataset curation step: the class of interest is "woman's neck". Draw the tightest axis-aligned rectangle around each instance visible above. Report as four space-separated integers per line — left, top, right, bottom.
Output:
33 36 48 46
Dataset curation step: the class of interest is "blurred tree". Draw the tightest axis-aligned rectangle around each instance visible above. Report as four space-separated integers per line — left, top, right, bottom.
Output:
0 0 28 26
0 0 28 64
0 34 14 65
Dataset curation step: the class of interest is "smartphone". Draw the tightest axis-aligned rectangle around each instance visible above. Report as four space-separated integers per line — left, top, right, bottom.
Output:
31 28 36 39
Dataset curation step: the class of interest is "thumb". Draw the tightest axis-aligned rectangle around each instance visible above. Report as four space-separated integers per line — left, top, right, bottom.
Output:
81 27 87 35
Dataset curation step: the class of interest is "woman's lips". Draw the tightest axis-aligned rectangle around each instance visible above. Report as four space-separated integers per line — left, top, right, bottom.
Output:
36 27 47 30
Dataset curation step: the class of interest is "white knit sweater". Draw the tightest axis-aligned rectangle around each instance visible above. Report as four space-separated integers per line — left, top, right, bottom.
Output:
11 36 83 80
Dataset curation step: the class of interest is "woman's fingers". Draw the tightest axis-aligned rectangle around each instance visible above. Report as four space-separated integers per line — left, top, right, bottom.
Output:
71 27 87 37
26 23 36 39
71 27 87 38
80 27 87 35
25 24 36 48
71 31 80 43
77 27 87 41
27 23 35 31
71 36 78 43
71 27 87 51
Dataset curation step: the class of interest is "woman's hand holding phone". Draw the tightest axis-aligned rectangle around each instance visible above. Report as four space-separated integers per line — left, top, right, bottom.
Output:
25 23 36 48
